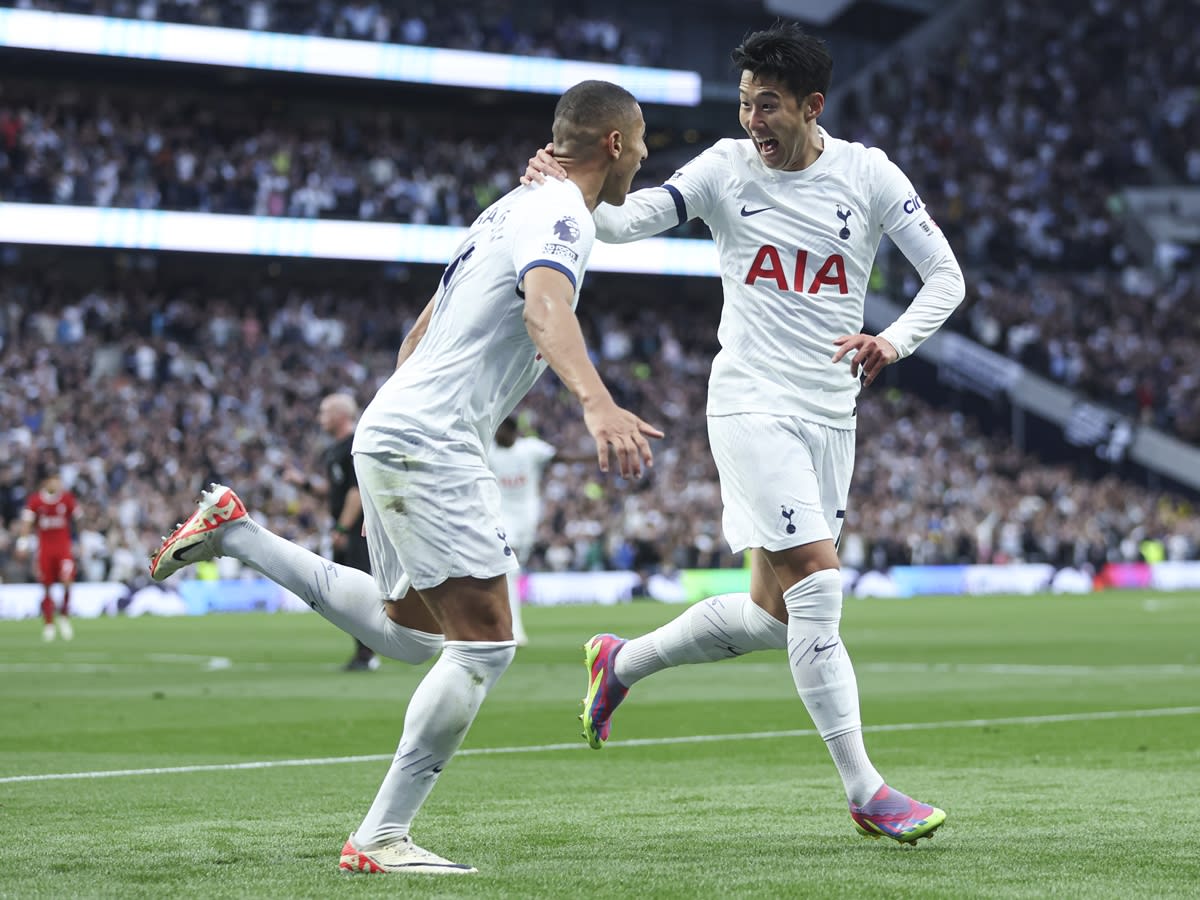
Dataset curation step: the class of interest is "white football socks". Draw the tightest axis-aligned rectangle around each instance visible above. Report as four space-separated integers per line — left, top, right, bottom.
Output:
354 640 516 847
219 519 443 664
613 593 787 687
783 569 882 806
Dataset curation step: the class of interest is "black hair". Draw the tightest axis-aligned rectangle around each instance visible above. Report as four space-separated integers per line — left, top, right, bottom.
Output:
731 21 833 100
552 80 640 158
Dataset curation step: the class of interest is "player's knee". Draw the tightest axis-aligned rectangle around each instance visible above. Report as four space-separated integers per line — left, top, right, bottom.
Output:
384 626 444 665
444 639 516 686
783 568 843 625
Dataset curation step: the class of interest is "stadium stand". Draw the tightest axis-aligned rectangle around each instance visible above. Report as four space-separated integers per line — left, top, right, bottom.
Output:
1 0 1196 589
1 262 1196 587
0 0 666 65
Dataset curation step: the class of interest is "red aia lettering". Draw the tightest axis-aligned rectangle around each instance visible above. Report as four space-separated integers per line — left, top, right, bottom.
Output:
744 245 848 294
744 244 788 290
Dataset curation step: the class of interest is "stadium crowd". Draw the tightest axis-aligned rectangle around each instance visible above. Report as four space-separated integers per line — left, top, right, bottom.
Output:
835 0 1200 435
1 0 664 66
1 271 1196 589
3 0 1199 437
1 0 1198 586
0 82 555 226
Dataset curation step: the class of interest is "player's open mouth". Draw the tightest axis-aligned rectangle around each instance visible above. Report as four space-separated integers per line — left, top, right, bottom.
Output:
756 138 779 159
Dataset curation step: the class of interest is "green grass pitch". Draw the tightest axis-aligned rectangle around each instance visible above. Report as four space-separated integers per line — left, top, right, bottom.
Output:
3 591 1199 899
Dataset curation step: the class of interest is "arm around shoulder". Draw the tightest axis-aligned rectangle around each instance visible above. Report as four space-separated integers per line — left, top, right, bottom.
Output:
592 187 686 244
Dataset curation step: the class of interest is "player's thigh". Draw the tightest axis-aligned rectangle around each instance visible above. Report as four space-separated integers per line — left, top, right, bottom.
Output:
708 413 833 552
749 549 787 622
59 556 76 584
418 574 511 642
37 554 58 586
355 451 518 598
385 587 444 635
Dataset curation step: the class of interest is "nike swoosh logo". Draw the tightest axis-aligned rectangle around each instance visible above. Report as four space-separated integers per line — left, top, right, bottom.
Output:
740 205 774 217
171 543 203 563
813 640 840 654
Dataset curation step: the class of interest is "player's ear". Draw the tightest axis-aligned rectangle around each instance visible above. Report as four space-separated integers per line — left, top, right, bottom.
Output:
606 129 623 160
805 92 825 120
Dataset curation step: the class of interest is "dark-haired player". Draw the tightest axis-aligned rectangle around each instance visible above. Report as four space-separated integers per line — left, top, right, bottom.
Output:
529 23 963 843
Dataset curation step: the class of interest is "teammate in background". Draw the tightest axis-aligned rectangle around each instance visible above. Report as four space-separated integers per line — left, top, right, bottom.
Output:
490 415 591 645
18 471 80 642
288 392 380 672
150 80 661 875
526 23 964 843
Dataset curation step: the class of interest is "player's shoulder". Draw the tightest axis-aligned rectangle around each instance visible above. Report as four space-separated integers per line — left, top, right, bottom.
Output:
690 137 755 169
517 180 594 235
825 131 901 177
521 178 589 213
710 137 750 158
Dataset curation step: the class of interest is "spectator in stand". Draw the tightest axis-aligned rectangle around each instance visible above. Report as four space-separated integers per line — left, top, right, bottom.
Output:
1 270 1197 589
0 0 665 66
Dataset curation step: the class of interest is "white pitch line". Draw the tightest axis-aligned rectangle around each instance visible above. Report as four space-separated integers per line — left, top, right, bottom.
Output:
858 662 1200 677
2 706 1198 785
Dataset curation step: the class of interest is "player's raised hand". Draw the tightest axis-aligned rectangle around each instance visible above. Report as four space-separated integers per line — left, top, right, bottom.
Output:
521 144 568 186
832 333 898 387
582 399 664 479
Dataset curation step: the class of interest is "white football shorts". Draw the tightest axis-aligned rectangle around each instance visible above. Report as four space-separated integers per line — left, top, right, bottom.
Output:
354 450 519 594
707 412 855 553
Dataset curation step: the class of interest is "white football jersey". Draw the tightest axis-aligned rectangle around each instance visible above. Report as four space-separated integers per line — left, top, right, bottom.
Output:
593 130 962 426
489 436 556 540
356 179 595 459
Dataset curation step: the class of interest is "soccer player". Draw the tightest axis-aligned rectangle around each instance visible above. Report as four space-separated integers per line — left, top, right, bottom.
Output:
489 415 590 645
19 471 80 641
150 79 661 875
526 23 964 843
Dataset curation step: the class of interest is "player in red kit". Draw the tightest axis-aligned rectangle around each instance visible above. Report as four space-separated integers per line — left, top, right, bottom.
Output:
19 472 81 641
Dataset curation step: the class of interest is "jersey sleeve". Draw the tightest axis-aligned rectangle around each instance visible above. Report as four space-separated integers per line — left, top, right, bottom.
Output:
592 140 732 242
511 188 595 291
869 150 965 359
523 437 557 471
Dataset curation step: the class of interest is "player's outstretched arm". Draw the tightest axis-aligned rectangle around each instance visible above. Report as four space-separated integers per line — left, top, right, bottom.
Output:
521 145 685 244
522 267 663 478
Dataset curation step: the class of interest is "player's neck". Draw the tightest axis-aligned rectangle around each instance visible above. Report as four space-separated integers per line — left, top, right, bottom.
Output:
782 126 825 172
554 158 603 211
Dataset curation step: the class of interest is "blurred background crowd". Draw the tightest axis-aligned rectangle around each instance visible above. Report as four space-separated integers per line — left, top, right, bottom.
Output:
0 0 1196 589
3 0 665 65
1 263 1196 587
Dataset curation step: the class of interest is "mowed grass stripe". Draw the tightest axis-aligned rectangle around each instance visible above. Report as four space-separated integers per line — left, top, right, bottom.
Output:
5 704 1197 784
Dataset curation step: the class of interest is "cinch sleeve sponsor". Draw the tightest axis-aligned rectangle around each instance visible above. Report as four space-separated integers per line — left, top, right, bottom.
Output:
512 188 594 291
871 152 966 359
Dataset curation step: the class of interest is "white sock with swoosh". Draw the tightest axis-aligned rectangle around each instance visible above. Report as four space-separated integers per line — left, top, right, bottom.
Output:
784 569 882 805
